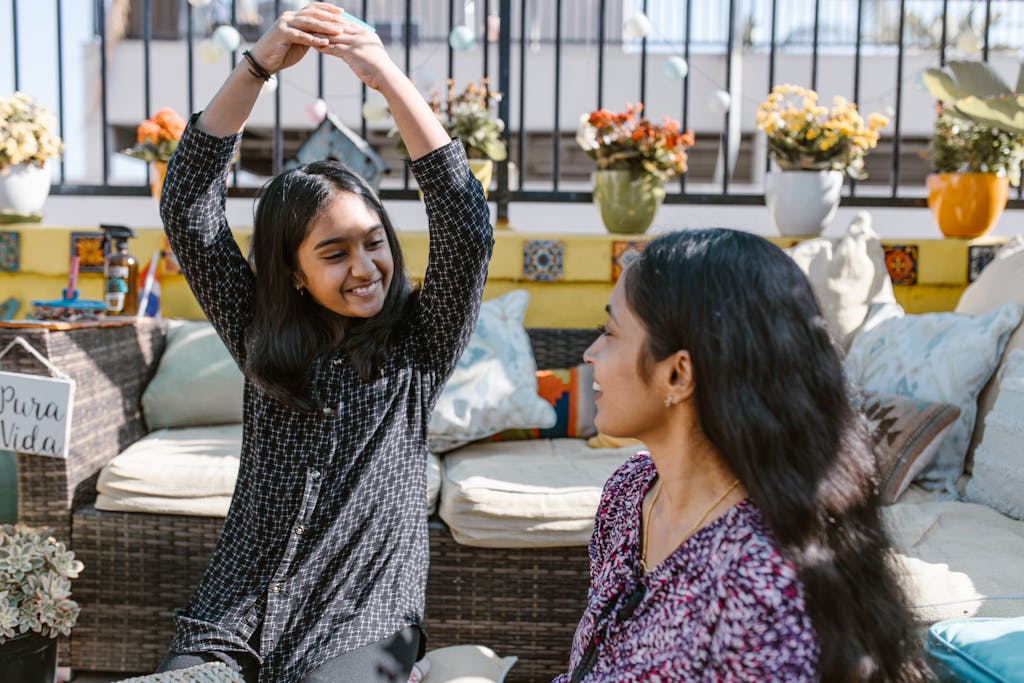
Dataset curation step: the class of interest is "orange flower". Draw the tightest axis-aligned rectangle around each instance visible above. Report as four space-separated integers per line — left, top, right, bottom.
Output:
577 102 694 181
136 120 163 145
153 107 186 140
122 107 186 163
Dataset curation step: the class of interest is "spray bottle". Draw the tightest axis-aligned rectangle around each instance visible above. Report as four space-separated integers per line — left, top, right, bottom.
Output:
101 224 139 316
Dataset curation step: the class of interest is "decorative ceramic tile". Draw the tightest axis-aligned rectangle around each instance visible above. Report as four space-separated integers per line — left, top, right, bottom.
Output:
70 231 106 273
883 244 919 286
968 244 999 283
0 231 19 272
611 240 647 283
522 239 564 282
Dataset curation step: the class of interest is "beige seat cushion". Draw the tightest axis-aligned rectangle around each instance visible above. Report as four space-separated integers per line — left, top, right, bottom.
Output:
883 500 1024 624
439 438 639 548
96 424 242 517
97 424 443 517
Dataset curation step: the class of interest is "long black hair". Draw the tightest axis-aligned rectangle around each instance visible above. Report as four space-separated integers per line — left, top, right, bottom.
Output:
624 229 927 682
245 161 415 411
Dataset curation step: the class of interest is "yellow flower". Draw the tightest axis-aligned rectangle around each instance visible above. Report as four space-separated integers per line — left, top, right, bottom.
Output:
0 91 63 171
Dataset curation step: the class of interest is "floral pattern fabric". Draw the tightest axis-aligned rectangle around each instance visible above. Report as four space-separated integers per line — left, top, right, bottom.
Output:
552 453 819 682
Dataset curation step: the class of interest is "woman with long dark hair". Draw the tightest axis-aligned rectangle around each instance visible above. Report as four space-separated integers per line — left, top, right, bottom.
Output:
155 4 492 681
556 229 928 682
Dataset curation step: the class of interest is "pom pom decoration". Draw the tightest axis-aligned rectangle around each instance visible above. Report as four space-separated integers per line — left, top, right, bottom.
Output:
305 98 328 124
197 39 223 64
212 25 242 54
709 89 731 114
663 56 688 80
622 13 651 39
362 98 390 123
449 25 476 51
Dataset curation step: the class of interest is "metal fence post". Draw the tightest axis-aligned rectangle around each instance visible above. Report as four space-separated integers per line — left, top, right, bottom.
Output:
496 0 512 226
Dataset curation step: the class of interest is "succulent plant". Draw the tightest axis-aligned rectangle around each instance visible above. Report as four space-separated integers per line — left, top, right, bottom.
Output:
0 524 82 643
922 60 1024 135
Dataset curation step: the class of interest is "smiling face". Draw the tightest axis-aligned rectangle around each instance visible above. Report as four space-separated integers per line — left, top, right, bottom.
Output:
293 190 394 319
584 277 673 440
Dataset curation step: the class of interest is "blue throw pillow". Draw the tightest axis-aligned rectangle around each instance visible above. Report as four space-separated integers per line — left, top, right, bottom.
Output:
925 617 1024 682
844 303 1024 492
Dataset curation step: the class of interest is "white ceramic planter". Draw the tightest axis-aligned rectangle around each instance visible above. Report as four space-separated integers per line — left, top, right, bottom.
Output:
0 163 52 216
764 169 843 237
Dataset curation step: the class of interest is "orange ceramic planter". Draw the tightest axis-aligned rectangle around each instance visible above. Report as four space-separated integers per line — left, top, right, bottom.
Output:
926 172 1009 239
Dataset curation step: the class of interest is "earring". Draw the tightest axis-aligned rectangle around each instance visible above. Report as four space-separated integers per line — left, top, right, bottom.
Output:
295 284 304 295
664 396 674 408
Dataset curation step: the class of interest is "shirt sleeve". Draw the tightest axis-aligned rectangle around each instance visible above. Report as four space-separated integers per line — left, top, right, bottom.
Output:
159 115 254 365
407 139 494 390
703 544 819 682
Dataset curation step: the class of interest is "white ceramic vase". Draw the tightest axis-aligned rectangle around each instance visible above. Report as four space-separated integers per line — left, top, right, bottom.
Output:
764 169 843 237
0 163 52 216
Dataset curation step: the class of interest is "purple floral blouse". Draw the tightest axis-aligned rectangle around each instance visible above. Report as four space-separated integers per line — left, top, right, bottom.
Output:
553 453 819 682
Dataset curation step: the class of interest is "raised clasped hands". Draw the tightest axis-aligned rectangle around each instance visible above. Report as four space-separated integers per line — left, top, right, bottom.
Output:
250 2 399 94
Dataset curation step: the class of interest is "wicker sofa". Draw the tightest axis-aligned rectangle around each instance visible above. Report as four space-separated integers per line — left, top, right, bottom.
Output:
1 320 598 682
6 223 1024 682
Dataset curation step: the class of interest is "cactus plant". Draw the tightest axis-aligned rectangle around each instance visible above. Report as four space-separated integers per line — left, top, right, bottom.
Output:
923 60 1024 135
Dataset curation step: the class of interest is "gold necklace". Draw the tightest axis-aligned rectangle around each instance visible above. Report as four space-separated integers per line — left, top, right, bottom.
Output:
639 477 741 574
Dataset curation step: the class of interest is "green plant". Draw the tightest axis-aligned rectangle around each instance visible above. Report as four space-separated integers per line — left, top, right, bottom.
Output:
0 92 64 172
922 60 1024 136
928 106 1024 186
755 84 888 179
575 103 695 182
393 79 507 162
0 524 83 644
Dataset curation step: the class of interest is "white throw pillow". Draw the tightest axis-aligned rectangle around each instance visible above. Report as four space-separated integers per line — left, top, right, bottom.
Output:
956 236 1024 459
141 320 245 430
422 645 517 682
786 211 897 351
844 303 1024 492
429 290 556 453
966 349 1024 520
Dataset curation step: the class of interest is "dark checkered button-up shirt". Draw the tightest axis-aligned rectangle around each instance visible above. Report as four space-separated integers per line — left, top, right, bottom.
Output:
159 119 493 682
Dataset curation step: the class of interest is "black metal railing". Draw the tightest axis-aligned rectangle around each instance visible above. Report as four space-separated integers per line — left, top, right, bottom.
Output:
3 0 1022 221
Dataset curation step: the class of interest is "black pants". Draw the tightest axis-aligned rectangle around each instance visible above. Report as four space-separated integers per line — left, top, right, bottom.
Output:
157 626 421 683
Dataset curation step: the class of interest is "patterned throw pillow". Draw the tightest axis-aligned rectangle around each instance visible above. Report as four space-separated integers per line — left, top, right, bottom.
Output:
844 303 1024 491
853 391 960 504
485 364 598 442
429 290 556 453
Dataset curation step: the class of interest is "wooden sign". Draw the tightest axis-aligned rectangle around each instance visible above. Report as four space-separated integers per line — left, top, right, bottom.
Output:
0 370 75 458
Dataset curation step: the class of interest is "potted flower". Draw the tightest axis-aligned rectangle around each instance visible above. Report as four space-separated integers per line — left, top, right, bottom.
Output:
922 60 1024 238
576 102 694 234
755 85 888 237
0 524 83 683
120 107 187 204
925 106 1024 238
0 92 64 218
392 78 507 197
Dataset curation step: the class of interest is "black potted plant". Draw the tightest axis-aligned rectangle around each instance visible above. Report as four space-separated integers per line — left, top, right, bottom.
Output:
0 524 83 683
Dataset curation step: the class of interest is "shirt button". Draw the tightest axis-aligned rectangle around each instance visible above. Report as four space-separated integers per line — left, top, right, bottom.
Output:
271 583 282 593
295 525 304 535
310 469 321 480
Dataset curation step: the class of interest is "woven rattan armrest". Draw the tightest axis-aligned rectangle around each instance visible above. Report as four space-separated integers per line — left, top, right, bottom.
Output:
0 319 167 541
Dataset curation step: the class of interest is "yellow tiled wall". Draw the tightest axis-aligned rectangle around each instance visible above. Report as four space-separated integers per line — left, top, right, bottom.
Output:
0 225 1007 326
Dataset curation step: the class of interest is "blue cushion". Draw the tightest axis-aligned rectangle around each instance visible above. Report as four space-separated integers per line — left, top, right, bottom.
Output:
925 617 1024 682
